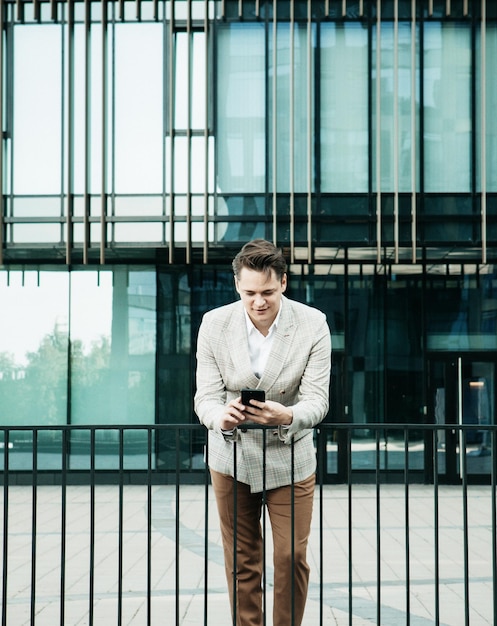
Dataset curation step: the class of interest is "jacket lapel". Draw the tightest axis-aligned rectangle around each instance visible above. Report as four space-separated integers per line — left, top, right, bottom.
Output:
259 296 296 391
225 301 261 388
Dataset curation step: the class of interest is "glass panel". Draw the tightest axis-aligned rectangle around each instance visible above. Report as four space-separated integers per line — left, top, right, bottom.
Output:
476 24 497 192
70 267 156 426
460 361 494 476
268 23 315 193
320 23 368 193
216 24 265 193
426 269 497 350
0 271 69 427
175 32 206 130
13 25 62 195
424 23 471 192
372 22 419 192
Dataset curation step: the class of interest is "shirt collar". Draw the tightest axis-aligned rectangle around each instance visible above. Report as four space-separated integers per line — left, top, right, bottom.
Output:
244 301 283 336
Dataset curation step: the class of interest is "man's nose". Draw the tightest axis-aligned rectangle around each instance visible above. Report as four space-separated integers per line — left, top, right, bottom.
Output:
254 295 266 307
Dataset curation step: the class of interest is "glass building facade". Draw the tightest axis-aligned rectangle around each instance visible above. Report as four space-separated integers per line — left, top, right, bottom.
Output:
1 0 497 482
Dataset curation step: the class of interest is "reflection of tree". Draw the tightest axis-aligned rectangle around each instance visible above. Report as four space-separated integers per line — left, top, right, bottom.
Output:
0 325 68 425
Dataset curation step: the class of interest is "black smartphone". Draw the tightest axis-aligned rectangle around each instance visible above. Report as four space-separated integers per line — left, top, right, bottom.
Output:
241 388 266 405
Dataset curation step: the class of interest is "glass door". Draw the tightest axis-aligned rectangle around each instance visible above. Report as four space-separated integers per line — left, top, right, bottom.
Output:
428 356 495 482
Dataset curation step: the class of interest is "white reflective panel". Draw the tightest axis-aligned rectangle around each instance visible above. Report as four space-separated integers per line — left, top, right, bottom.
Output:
13 26 62 194
320 23 368 193
424 23 471 192
114 24 164 194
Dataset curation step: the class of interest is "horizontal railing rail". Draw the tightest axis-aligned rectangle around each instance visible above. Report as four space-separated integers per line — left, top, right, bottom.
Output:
1 423 496 625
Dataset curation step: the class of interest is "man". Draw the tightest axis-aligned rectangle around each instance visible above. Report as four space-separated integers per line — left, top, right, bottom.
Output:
194 239 331 626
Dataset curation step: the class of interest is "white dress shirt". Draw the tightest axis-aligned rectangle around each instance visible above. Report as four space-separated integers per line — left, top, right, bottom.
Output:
245 302 282 378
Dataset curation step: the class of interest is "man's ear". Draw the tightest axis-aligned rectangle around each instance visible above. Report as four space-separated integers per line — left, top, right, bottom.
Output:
234 277 241 295
281 273 288 293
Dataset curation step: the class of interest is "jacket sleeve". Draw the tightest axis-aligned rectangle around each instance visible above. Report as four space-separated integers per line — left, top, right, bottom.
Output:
194 313 228 435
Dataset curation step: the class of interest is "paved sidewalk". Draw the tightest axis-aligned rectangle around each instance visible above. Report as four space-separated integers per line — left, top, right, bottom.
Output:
0 483 495 625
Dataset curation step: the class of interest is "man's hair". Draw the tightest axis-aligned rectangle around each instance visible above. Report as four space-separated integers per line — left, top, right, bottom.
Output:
232 239 287 281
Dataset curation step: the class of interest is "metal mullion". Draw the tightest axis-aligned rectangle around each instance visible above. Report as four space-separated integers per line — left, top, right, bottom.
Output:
186 0 192 264
84 0 92 265
118 429 125 626
306 0 312 264
272 0 277 244
0 0 4 266
100 0 109 264
411 0 417 263
289 0 295 263
59 428 68 626
202 0 209 264
168 0 176 263
376 0 382 264
66 0 75 264
480 0 487 264
393 0 399 264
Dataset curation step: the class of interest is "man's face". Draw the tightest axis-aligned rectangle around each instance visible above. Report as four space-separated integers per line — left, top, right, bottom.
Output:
235 267 287 335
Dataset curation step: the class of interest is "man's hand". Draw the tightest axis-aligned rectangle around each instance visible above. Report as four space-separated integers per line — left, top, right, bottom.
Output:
219 397 247 431
242 399 293 427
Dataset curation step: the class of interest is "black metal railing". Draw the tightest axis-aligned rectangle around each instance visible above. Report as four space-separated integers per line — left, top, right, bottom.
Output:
1 423 496 625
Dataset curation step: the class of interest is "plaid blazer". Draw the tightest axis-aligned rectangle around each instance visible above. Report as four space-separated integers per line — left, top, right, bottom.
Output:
194 295 332 493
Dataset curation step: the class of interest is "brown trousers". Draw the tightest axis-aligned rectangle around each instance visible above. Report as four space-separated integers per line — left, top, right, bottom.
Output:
210 470 315 626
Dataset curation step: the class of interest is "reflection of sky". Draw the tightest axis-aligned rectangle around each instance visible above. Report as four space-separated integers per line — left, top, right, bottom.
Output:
0 271 111 365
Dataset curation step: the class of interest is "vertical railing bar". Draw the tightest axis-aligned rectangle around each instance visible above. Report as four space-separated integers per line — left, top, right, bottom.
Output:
147 428 152 626
59 429 68 626
404 427 411 625
100 0 108 264
375 428 381 626
83 0 91 265
376 0 382 264
461 429 470 626
289 0 295 263
428 0 433 18
232 441 237 626
203 0 209 264
1 430 9 626
203 432 210 625
317 428 324 626
347 429 353 626
342 0 346 18
480 0 487 264
492 428 497 626
463 0 468 17
262 429 267 625
432 424 440 626
411 0 417 263
393 0 399 263
446 0 450 18
272 0 278 244
306 0 312 264
89 428 96 626
291 437 295 626
117 428 124 626
30 429 38 626
66 0 75 264
175 428 181 625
